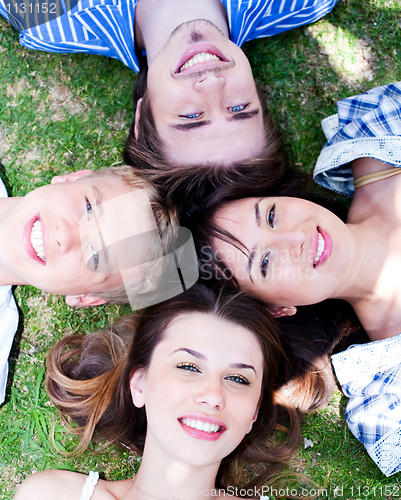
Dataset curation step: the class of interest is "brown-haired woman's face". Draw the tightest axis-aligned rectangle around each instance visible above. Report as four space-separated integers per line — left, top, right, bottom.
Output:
129 312 263 468
213 197 355 311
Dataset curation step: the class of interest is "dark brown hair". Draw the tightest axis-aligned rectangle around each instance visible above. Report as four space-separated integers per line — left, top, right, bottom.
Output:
46 284 301 489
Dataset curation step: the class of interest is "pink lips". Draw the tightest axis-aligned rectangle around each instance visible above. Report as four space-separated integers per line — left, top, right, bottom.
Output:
313 227 333 268
178 413 226 441
23 215 46 265
175 43 229 74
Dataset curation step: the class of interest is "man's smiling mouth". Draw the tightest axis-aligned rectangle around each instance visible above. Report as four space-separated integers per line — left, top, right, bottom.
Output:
179 52 221 72
30 219 45 262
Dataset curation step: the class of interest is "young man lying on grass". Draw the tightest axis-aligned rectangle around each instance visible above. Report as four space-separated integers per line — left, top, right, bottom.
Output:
0 165 179 405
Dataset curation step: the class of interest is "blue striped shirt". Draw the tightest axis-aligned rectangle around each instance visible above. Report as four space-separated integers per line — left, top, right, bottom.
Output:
0 0 338 72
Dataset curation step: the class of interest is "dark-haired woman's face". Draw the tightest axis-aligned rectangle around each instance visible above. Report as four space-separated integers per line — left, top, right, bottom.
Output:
130 312 263 468
213 197 355 310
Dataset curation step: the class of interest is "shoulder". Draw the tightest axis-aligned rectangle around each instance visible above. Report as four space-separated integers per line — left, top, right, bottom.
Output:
14 470 90 500
14 470 133 500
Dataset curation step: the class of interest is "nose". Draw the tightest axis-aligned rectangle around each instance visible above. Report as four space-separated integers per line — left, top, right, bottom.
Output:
55 219 79 253
194 376 225 410
270 228 305 258
194 74 225 93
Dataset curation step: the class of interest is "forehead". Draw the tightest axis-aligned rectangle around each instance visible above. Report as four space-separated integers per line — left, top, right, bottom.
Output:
158 312 263 360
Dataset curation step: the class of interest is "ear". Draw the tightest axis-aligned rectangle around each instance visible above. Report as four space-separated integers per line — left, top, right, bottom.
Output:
267 305 297 318
134 98 143 140
65 294 108 307
51 169 94 184
130 369 146 408
246 409 259 434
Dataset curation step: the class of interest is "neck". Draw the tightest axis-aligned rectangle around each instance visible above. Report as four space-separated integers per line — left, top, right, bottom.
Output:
135 0 229 64
132 440 220 500
331 222 380 304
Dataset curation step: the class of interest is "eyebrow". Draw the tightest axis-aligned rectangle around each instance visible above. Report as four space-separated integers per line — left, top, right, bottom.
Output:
172 347 205 359
169 109 260 132
171 348 256 373
228 109 260 122
230 362 256 373
247 198 263 283
93 186 104 218
170 120 212 131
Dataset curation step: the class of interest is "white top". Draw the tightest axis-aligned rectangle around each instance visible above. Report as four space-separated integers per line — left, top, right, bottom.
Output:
80 472 99 500
0 178 19 405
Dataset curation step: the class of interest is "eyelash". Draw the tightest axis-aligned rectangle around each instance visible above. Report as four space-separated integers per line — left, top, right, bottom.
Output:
260 204 276 277
85 198 99 271
177 362 200 372
228 104 248 113
180 112 202 119
86 198 92 220
180 104 249 120
177 363 250 385
226 374 250 385
268 204 275 227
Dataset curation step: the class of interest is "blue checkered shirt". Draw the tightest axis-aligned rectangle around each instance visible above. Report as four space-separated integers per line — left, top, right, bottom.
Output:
0 0 338 72
332 333 401 476
314 82 401 196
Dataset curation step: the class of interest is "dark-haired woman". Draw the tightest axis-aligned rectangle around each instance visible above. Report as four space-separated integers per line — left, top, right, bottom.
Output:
193 82 401 476
14 284 316 500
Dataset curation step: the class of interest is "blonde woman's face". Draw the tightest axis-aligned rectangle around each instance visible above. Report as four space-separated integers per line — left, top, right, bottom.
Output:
130 312 263 468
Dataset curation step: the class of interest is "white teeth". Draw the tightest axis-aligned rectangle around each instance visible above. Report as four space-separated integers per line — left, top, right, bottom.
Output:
179 52 220 72
314 232 325 266
181 418 220 433
30 220 45 262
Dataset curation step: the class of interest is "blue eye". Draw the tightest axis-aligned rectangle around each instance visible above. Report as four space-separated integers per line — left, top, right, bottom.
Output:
177 362 201 372
226 374 250 385
86 198 92 220
180 113 202 119
228 105 246 112
92 247 99 270
268 204 275 227
261 253 270 278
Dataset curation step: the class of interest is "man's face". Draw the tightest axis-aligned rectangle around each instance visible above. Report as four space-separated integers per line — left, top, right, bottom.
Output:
146 21 266 166
0 172 155 300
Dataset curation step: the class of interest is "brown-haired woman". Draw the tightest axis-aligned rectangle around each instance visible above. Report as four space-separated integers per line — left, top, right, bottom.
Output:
14 284 308 500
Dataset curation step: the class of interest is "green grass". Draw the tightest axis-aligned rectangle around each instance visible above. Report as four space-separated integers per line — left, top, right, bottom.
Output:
1 0 401 498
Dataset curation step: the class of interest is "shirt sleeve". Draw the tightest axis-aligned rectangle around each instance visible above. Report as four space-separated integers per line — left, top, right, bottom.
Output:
332 333 401 476
226 0 338 47
0 286 19 405
313 82 401 196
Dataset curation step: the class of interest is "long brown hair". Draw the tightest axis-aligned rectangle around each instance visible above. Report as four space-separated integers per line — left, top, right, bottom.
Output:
46 284 301 489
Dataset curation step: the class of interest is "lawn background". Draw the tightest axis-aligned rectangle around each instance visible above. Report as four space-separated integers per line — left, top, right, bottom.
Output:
0 1 401 498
